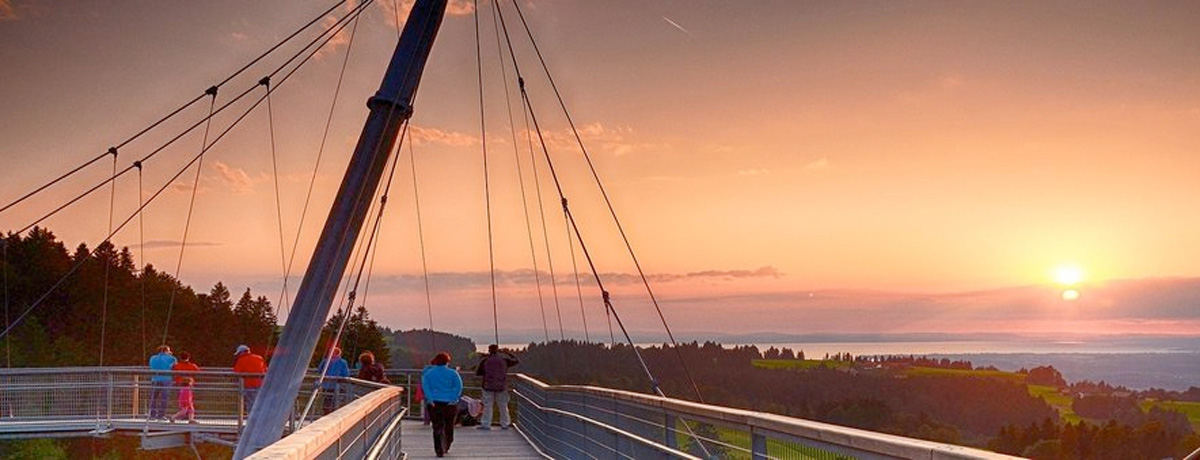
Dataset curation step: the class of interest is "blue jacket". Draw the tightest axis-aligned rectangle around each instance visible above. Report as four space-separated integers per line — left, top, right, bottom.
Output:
149 352 177 383
318 357 350 390
421 364 463 404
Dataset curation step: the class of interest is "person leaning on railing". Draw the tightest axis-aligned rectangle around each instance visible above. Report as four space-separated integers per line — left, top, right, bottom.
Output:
475 344 519 430
147 345 177 421
233 344 267 413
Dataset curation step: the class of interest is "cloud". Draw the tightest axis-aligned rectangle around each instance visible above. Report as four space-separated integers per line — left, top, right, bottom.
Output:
143 240 222 250
409 125 480 147
211 161 265 194
230 32 249 41
737 168 769 176
313 15 353 60
804 157 830 170
532 123 657 157
380 0 475 30
662 16 694 37
362 266 783 291
0 0 18 21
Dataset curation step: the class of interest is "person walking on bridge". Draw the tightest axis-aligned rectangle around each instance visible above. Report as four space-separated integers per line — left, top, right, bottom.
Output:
357 350 390 384
148 345 176 420
475 344 519 430
422 352 463 458
233 344 267 413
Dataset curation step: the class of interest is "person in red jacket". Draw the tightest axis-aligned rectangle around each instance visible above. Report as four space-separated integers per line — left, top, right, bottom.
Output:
233 345 267 413
172 351 200 385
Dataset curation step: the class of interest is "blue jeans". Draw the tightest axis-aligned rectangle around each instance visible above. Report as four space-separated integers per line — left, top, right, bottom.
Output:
149 381 171 419
243 388 259 414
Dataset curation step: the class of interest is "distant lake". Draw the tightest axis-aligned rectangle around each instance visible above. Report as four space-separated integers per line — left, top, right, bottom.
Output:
484 338 1198 358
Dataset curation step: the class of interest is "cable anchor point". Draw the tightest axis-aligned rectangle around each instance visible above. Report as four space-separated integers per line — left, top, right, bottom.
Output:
204 86 219 97
107 147 118 158
258 76 270 87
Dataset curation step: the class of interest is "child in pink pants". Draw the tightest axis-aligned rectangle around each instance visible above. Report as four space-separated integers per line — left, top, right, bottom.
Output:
170 377 197 423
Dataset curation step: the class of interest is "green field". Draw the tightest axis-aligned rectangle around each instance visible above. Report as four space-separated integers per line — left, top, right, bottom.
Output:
904 366 1027 383
751 359 853 371
1141 400 1200 431
1029 384 1082 424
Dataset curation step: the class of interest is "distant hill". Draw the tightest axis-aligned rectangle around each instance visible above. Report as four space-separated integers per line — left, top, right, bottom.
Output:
385 328 477 369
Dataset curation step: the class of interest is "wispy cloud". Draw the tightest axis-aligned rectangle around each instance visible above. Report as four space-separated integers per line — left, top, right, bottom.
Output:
662 16 693 37
143 240 222 250
533 122 658 157
380 0 475 30
738 168 769 176
211 161 265 194
0 0 18 21
365 266 784 291
804 157 830 170
229 32 249 41
409 125 480 147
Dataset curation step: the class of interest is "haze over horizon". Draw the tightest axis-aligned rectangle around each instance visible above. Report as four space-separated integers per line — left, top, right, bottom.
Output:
2 1 1199 340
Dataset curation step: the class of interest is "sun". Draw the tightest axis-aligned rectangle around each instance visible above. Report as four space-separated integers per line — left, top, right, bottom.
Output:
1053 264 1085 286
1061 289 1080 301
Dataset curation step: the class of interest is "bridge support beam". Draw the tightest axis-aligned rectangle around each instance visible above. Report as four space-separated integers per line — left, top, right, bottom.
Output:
233 1 447 457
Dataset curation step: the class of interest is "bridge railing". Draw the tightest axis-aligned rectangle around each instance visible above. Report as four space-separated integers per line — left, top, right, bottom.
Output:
0 367 389 438
511 373 1022 460
384 368 483 419
245 386 406 460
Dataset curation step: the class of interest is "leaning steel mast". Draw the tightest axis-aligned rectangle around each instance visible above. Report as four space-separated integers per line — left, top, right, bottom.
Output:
234 0 448 456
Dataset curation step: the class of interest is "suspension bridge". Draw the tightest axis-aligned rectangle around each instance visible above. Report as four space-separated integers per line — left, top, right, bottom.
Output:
0 0 1024 458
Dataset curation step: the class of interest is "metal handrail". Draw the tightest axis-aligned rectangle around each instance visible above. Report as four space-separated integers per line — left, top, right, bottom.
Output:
0 367 390 444
512 373 1023 460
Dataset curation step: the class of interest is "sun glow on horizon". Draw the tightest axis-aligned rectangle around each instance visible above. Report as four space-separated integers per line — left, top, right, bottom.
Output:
1053 264 1085 286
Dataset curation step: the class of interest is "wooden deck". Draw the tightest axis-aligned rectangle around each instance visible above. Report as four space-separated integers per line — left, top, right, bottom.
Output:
400 420 544 459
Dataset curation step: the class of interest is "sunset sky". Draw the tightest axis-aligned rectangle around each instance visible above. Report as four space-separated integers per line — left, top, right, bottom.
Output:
2 1 1198 341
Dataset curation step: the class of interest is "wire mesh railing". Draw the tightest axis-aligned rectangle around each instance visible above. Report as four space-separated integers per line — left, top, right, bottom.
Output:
0 367 389 438
511 373 1023 460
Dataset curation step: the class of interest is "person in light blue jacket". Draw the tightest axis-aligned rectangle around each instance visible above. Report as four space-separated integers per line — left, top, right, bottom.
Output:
421 352 463 458
147 345 177 420
317 347 351 414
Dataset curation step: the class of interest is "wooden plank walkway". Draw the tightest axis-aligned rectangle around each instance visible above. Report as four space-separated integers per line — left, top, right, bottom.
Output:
400 420 544 459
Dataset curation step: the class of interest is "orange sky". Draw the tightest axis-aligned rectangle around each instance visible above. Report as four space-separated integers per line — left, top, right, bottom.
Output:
2 1 1198 339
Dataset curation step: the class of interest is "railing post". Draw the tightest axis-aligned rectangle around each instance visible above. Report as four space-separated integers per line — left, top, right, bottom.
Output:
131 374 140 417
665 413 678 452
751 426 767 459
237 377 245 434
106 372 114 427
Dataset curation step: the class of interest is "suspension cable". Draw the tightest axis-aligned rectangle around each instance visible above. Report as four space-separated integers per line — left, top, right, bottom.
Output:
484 0 553 344
2 236 9 367
99 148 118 366
136 162 146 359
564 212 590 342
161 93 218 346
0 5 369 343
506 0 706 401
513 64 715 459
271 11 364 338
407 132 437 350
0 0 353 218
11 0 374 236
474 0 503 346
262 77 292 321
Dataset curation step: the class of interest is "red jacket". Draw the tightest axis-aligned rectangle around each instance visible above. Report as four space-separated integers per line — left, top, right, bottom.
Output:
171 361 200 385
234 353 267 389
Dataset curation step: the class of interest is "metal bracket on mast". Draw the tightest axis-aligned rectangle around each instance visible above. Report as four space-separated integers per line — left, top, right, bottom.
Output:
233 0 448 457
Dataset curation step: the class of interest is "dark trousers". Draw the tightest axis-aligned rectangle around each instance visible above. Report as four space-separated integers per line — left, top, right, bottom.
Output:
429 401 459 456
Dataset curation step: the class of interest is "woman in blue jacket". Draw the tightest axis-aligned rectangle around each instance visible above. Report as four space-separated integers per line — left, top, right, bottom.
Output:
421 352 463 457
